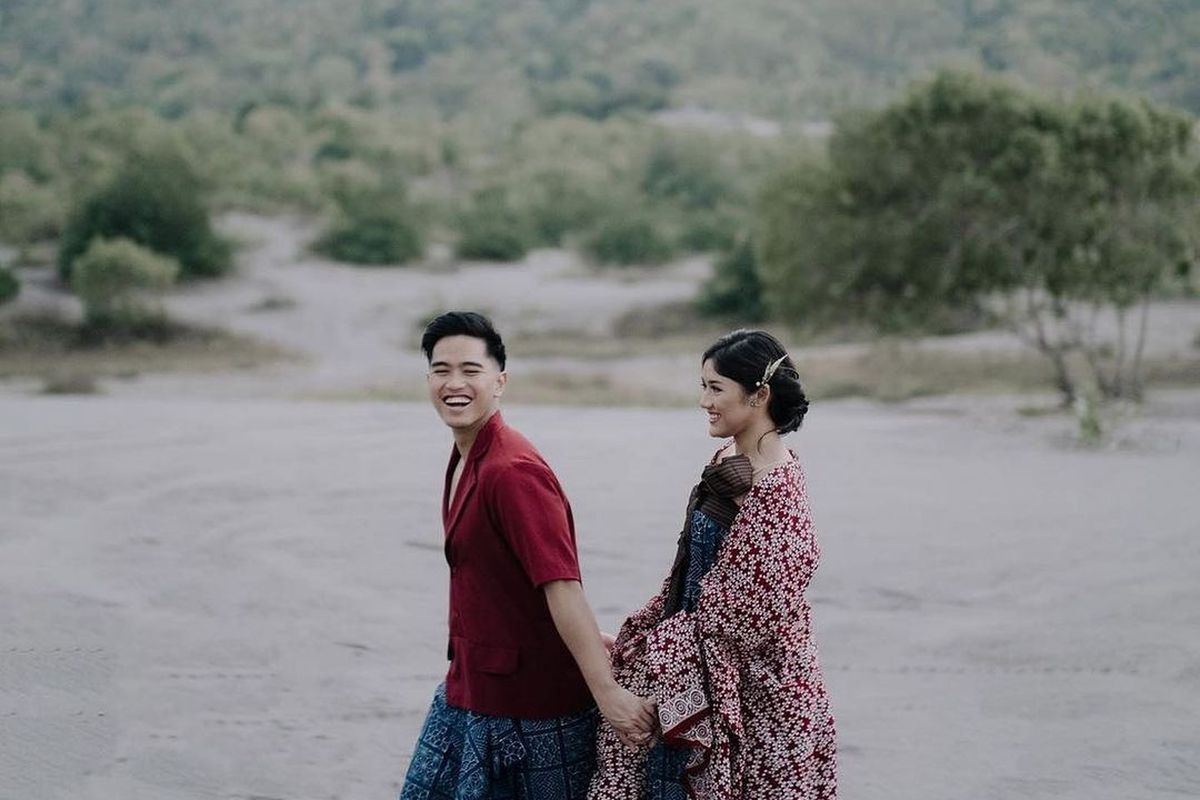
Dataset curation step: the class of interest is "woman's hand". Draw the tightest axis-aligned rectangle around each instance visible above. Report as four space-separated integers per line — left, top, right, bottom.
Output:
596 684 657 749
600 631 617 652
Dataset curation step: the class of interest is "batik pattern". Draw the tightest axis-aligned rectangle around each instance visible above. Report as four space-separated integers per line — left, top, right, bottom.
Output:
589 460 837 800
402 683 598 800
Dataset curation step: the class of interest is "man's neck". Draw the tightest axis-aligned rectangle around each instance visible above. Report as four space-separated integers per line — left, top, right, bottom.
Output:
452 408 499 459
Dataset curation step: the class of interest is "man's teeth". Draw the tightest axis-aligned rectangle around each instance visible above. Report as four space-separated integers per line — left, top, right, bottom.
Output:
444 397 471 406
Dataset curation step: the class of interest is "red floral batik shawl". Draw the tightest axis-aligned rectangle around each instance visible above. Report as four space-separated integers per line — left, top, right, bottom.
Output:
589 459 837 800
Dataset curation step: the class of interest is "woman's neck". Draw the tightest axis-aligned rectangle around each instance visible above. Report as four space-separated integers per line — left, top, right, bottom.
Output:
733 423 788 468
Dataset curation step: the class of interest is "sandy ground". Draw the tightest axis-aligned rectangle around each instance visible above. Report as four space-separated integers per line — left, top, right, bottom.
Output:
4 214 1200 798
2 395 1199 800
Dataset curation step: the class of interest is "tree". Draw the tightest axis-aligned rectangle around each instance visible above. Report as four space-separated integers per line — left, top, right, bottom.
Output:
757 70 1198 403
0 267 19 307
698 238 766 321
315 183 424 265
584 213 673 266
70 237 179 333
58 141 232 282
455 187 531 262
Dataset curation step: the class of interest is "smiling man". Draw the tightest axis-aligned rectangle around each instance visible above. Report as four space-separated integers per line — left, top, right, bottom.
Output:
399 311 654 800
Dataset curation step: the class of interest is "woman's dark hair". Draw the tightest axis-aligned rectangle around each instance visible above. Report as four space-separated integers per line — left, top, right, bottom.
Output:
421 311 507 369
702 329 808 435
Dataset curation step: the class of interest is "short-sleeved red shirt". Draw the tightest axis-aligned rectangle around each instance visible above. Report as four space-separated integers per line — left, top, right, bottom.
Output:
441 411 594 718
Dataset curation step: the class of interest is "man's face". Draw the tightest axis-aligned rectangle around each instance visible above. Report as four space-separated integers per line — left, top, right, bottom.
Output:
427 335 507 432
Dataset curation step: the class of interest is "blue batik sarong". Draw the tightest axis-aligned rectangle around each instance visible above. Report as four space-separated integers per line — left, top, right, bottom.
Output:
643 508 729 800
400 683 598 800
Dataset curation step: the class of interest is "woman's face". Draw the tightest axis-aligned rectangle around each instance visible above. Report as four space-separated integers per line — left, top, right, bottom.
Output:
700 358 757 439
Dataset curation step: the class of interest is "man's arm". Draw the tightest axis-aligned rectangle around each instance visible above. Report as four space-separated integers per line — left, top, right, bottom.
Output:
543 579 655 747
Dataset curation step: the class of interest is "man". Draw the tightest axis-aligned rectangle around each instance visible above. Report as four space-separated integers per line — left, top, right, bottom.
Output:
400 311 653 800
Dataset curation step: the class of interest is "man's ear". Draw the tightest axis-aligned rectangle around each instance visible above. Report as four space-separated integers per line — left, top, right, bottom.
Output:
494 371 508 397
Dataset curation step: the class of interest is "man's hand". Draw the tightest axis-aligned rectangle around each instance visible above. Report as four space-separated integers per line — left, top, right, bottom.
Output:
596 684 656 749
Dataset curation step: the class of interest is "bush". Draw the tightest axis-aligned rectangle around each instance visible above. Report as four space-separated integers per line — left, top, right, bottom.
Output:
58 143 232 282
584 214 673 266
455 188 531 262
698 239 766 321
70 237 179 330
0 267 19 306
0 172 64 244
641 138 730 210
677 212 739 253
315 185 423 265
0 111 55 182
520 171 609 247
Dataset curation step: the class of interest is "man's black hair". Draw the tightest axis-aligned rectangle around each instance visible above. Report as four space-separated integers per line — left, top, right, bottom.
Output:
420 311 507 370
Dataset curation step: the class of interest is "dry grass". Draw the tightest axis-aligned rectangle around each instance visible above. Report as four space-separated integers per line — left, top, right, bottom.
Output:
0 310 297 382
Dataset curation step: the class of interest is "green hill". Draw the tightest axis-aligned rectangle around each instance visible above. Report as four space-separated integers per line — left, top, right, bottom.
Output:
3 0 1199 123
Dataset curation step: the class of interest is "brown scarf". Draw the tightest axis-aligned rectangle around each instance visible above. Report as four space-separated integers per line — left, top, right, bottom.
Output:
662 454 753 617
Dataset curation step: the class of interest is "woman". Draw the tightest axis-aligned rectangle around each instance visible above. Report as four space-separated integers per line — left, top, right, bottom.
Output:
590 329 837 800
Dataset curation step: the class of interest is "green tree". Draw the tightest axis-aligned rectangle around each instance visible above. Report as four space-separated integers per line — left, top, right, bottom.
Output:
455 187 531 262
698 238 766 321
315 183 424 265
584 213 673 266
0 267 19 306
58 142 232 282
758 70 1198 402
70 237 179 333
0 172 64 244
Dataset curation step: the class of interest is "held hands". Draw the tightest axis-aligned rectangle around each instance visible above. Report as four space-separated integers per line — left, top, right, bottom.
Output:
597 684 657 749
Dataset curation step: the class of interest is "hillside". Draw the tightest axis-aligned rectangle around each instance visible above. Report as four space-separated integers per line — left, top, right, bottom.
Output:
3 0 1199 125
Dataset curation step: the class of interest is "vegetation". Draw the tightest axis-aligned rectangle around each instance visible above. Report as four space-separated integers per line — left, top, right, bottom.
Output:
2 1 1196 275
698 239 766 322
455 187 532 262
0 267 19 306
58 142 232 282
3 1 1199 122
315 183 423 265
756 71 1199 404
584 214 674 266
69 237 180 338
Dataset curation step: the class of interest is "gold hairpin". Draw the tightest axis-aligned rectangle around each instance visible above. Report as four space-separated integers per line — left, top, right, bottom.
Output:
757 354 789 387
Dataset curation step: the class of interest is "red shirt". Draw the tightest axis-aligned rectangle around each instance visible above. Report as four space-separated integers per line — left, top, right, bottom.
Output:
441 412 594 718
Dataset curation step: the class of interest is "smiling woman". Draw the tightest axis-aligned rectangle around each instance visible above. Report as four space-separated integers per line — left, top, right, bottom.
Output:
589 329 836 800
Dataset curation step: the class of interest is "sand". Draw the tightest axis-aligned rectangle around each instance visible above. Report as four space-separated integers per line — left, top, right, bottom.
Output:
3 213 1199 798
3 395 1199 800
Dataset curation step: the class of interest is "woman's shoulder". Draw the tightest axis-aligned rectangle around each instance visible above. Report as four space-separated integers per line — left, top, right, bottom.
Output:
747 458 806 507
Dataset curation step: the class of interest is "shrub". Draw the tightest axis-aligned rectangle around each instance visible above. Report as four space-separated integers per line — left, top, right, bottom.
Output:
0 111 55 181
584 214 673 266
69 237 179 331
0 266 19 306
641 138 730 210
0 172 64 244
520 172 609 247
58 143 232 282
698 239 766 321
315 185 423 265
455 188 531 262
678 211 739 253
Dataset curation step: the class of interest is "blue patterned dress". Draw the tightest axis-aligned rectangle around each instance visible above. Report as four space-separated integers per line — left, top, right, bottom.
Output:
642 509 729 800
400 684 598 800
